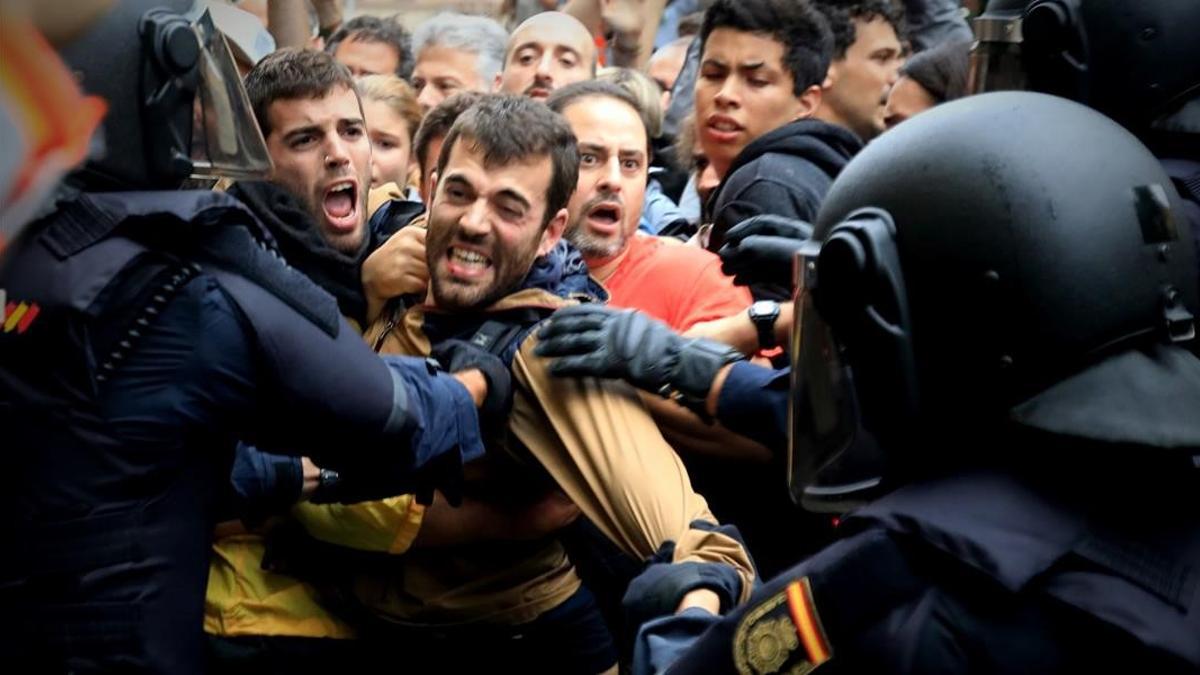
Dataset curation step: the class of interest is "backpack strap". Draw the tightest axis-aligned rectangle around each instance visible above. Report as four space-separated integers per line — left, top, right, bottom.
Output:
463 307 556 366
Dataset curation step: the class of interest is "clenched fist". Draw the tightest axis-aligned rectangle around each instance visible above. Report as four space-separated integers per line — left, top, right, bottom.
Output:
362 225 429 322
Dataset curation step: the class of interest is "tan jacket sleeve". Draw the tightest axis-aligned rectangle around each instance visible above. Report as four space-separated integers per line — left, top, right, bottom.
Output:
509 335 756 602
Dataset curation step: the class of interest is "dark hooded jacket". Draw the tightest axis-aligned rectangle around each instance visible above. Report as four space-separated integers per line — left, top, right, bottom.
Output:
227 181 424 328
707 119 862 253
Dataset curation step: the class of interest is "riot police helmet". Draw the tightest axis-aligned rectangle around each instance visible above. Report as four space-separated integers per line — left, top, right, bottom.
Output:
788 91 1199 512
968 0 1200 136
56 0 271 190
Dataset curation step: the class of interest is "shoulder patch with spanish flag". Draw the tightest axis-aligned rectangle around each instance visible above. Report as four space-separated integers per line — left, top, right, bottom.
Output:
733 577 832 675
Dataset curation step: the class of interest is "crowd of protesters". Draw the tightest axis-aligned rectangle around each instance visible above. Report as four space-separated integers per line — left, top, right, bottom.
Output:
2 0 1198 673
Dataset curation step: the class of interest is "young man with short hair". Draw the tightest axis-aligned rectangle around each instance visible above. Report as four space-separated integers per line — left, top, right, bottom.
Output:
814 0 907 143
359 91 490 323
698 0 864 299
240 47 373 304
206 48 504 669
292 94 756 672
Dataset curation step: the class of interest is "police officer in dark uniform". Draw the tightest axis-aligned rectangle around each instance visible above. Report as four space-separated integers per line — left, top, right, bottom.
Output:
0 2 507 672
537 91 1200 673
971 0 1200 273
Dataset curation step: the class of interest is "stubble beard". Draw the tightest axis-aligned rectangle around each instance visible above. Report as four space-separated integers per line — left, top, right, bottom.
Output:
565 216 627 261
428 226 543 312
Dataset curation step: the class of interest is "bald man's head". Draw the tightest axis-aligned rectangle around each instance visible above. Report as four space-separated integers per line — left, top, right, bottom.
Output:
647 37 692 111
496 11 596 101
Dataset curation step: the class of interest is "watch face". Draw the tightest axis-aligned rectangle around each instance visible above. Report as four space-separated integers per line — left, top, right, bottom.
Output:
751 300 777 317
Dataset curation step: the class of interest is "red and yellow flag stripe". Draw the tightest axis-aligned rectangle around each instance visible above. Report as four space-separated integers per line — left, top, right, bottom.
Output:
786 578 832 667
4 301 40 334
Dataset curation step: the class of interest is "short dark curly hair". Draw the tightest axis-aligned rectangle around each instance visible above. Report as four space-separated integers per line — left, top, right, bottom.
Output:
437 95 579 229
816 1 907 60
700 0 834 96
413 90 487 176
244 48 359 139
326 15 414 80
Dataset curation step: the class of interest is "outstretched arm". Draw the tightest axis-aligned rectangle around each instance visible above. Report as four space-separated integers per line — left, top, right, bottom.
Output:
509 335 758 610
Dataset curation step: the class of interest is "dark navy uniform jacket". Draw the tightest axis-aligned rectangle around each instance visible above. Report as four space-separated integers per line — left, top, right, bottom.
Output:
715 361 790 450
661 467 1200 674
657 355 1200 674
0 191 484 673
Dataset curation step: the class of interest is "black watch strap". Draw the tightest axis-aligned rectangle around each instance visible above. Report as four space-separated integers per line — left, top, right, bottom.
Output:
749 301 780 349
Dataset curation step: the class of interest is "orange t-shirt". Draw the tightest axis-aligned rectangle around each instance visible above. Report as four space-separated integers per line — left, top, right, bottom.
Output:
603 236 752 332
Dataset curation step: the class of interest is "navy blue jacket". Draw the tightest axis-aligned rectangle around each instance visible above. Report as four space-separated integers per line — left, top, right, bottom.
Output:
0 191 483 673
662 467 1200 674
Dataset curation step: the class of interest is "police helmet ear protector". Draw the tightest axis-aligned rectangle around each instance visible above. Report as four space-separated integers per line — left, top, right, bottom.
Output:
56 0 270 190
812 208 919 444
788 208 919 512
141 8 203 184
971 0 1200 132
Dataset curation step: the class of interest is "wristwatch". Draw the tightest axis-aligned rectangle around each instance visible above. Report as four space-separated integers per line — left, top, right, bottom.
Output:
747 300 781 349
310 467 342 504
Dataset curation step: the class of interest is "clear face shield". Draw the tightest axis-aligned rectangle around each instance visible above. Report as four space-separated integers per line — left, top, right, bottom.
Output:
788 209 917 513
186 9 271 181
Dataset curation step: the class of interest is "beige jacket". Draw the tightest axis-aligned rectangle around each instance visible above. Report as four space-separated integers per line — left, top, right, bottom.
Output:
292 287 756 626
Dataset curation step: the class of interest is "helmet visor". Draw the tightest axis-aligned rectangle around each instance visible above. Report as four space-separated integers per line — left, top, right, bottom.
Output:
188 10 271 180
788 242 887 512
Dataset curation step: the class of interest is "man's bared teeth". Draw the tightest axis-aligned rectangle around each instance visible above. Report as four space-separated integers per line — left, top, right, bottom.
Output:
451 247 489 265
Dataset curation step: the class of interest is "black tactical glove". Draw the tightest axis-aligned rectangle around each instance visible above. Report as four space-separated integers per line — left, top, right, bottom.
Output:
430 338 514 428
718 214 814 291
534 305 744 416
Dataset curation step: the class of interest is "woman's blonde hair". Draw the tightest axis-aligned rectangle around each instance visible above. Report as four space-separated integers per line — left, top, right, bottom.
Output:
596 66 664 139
355 74 422 143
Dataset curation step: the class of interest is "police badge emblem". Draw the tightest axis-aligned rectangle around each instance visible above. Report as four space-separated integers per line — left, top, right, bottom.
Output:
733 577 831 675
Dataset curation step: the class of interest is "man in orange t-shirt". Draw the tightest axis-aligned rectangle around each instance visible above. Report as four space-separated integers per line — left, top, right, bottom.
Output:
602 234 750 332
544 81 754 333
546 81 782 463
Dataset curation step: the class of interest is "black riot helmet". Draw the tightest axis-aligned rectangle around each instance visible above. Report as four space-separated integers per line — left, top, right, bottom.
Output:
788 91 1200 513
56 0 271 190
968 0 1200 137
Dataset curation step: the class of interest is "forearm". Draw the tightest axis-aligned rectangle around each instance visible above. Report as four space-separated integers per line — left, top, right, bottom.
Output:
299 457 321 500
713 361 790 450
266 0 312 50
629 0 669 69
639 392 772 463
452 369 488 408
312 0 343 38
684 302 794 357
562 0 603 33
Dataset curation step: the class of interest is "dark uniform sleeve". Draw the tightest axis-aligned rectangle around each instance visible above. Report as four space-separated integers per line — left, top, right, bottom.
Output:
715 362 790 451
196 271 485 496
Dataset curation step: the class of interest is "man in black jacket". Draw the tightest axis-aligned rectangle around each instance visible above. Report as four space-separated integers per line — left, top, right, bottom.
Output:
697 0 863 289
